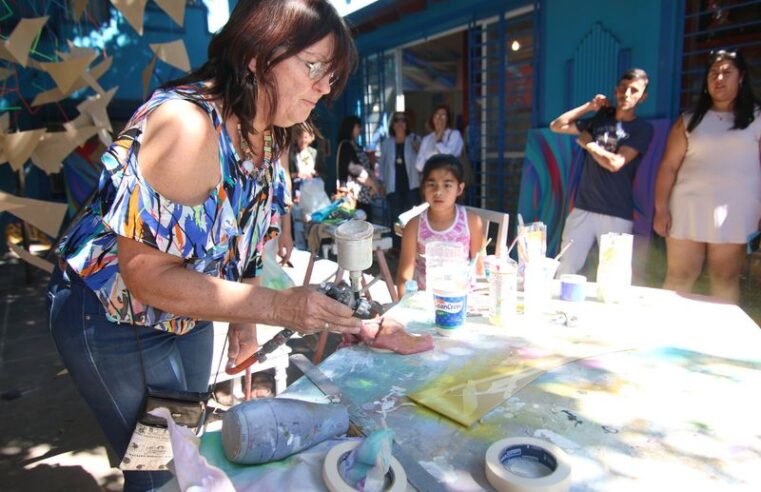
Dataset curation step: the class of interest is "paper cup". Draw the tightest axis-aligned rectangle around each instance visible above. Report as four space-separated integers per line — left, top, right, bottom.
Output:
559 274 586 302
433 289 468 335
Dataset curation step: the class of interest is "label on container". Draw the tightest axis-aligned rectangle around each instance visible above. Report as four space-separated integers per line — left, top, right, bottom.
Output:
434 290 468 332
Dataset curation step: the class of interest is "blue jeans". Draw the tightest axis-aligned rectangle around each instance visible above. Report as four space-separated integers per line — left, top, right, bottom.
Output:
47 266 213 491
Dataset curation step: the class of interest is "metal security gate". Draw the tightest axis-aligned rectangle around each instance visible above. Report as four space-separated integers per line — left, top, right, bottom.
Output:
466 6 534 219
678 0 761 115
359 51 396 151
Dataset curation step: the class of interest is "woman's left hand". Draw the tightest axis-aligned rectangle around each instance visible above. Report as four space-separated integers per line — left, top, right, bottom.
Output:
227 323 258 370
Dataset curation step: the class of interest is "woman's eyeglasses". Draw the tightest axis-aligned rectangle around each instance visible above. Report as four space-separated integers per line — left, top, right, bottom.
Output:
393 117 407 123
296 55 337 86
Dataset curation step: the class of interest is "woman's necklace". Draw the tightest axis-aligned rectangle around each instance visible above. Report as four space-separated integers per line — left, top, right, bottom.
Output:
237 123 272 185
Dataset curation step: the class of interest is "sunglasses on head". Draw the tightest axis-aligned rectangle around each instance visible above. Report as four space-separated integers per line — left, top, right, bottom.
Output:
709 49 737 59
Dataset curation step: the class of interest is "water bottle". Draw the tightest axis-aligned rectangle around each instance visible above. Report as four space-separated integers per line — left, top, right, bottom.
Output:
400 280 419 309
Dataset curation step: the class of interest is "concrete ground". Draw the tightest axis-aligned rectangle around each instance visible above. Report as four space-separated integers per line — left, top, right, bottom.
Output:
0 245 758 491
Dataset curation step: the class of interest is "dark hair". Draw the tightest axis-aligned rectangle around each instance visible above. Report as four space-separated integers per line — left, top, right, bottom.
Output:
428 104 453 130
687 49 759 132
619 68 649 91
422 154 465 184
163 0 357 155
338 115 361 142
388 111 409 136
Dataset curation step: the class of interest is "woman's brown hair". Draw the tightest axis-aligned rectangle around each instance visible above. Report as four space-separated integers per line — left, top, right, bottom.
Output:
165 0 357 155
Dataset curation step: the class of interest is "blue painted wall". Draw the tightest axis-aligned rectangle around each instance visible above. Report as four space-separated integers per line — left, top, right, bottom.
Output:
539 0 681 124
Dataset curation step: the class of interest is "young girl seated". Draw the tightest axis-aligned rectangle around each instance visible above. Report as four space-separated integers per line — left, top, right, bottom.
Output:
396 154 483 296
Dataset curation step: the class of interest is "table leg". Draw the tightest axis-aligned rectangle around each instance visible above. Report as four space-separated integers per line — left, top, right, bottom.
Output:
274 364 287 395
303 251 317 286
244 368 252 401
375 248 399 302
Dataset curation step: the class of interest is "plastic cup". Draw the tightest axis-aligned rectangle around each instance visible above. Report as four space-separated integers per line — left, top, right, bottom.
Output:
433 288 468 336
559 274 586 302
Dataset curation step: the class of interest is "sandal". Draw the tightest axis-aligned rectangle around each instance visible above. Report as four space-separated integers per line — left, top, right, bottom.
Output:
248 370 275 399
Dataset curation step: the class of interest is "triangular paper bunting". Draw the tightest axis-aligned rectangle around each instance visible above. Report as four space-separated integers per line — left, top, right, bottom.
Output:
8 242 54 273
110 0 148 36
77 86 117 133
149 39 190 72
73 0 90 22
3 129 47 171
154 0 186 27
31 131 83 174
0 113 9 132
4 17 49 67
0 191 68 237
59 42 98 63
142 56 157 100
39 57 94 94
32 56 112 107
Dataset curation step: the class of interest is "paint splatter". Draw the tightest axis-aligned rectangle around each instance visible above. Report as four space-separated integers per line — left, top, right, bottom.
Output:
533 429 580 450
561 410 583 426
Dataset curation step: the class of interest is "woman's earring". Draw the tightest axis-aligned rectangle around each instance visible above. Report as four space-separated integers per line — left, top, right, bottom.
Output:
246 72 257 87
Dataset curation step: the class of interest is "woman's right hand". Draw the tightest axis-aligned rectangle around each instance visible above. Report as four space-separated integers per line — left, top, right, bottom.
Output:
272 286 362 335
653 209 671 237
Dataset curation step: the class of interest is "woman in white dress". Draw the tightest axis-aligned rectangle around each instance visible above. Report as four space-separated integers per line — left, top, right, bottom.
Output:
654 49 761 302
415 104 464 172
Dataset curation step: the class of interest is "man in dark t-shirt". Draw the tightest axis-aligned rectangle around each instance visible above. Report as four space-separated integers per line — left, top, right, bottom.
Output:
550 68 654 275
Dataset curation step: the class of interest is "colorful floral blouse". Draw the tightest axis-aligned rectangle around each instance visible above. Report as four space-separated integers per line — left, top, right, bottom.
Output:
59 83 291 334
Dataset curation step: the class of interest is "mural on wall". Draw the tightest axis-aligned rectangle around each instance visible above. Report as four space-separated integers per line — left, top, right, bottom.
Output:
517 120 671 257
0 0 192 271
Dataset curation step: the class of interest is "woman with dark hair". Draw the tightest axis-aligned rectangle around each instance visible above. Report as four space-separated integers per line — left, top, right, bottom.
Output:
289 123 325 197
414 103 464 172
336 115 378 219
47 1 361 489
654 49 761 302
379 111 420 233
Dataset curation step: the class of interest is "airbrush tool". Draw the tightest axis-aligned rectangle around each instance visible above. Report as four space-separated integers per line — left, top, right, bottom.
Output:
226 220 382 375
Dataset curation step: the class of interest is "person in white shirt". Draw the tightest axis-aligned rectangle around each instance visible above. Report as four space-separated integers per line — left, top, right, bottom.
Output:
415 104 464 172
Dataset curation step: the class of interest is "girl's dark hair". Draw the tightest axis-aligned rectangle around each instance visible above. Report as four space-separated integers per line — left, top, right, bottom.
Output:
422 154 465 183
388 111 409 136
687 49 759 132
163 0 357 156
428 104 453 130
338 115 361 142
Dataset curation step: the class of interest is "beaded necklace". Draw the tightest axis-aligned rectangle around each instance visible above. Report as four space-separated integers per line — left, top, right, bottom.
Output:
237 122 272 186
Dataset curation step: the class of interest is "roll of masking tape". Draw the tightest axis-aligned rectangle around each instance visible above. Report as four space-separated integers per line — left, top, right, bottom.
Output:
323 440 407 492
485 438 571 492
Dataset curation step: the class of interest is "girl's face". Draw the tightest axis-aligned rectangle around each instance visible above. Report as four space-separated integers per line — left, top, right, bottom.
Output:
707 59 742 106
423 168 464 211
352 123 361 140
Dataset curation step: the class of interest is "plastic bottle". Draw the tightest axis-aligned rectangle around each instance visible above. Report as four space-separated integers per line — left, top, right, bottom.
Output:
401 280 428 310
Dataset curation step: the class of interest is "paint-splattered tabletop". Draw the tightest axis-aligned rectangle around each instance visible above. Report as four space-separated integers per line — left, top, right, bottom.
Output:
202 286 761 491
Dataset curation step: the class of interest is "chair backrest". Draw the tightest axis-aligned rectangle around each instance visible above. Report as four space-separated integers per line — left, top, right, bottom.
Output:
464 206 510 257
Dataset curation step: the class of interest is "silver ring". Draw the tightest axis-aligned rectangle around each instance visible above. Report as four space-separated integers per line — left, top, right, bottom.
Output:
324 321 330 330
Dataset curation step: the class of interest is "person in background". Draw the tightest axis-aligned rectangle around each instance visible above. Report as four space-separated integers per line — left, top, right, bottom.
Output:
550 68 654 276
654 49 760 302
288 123 325 200
397 154 483 296
336 115 378 220
379 111 420 243
47 1 361 489
415 104 464 172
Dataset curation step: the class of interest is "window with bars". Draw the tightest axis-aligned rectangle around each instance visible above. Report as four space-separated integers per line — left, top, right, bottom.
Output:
680 0 761 113
466 10 534 217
